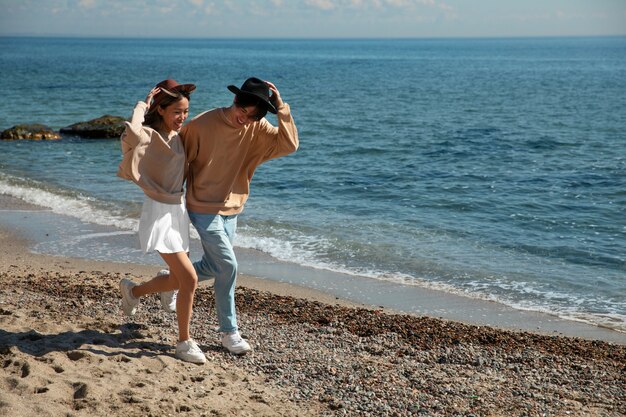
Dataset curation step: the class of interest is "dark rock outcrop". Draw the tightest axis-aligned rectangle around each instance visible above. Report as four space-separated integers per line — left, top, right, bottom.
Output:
60 115 126 138
1 124 61 140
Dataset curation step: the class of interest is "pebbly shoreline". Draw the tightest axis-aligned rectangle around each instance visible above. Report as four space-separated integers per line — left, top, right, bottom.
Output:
1 266 624 417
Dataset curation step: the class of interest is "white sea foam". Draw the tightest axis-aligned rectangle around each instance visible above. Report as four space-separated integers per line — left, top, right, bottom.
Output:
0 177 138 231
235 228 626 333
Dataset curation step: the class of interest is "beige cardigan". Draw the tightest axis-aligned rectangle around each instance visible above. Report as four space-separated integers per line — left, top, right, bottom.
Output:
116 101 186 204
181 103 298 215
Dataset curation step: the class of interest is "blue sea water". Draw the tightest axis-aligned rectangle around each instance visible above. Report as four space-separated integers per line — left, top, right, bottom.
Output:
0 36 624 332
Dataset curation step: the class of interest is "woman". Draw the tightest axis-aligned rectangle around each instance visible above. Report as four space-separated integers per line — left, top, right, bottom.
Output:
116 79 205 364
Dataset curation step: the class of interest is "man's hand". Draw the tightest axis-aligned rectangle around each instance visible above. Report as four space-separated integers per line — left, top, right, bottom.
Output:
265 81 283 109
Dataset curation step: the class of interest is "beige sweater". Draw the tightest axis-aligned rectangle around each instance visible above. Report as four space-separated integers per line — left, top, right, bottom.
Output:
181 103 298 215
116 101 186 204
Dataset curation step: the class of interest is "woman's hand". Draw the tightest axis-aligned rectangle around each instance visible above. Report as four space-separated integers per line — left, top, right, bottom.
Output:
145 87 161 108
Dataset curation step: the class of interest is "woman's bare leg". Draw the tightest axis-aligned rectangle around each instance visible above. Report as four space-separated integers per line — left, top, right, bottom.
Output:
130 252 197 342
159 252 198 341
131 272 177 297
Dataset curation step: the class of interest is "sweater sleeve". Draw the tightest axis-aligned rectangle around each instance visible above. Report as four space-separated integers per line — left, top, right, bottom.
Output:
117 101 150 181
180 114 201 164
120 101 149 148
257 103 299 162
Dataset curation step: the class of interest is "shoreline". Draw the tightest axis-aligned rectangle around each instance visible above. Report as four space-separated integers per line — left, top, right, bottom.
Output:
0 194 368 311
0 193 624 344
1 195 625 416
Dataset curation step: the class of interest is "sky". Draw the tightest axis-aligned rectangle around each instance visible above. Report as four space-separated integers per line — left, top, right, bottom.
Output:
1 0 625 39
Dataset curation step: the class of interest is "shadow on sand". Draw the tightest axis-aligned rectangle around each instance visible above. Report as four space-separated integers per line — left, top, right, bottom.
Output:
0 323 173 359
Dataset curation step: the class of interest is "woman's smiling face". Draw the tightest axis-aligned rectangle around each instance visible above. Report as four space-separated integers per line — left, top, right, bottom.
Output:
158 97 190 132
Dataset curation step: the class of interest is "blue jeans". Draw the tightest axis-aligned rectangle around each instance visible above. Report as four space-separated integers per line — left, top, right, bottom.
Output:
188 211 238 333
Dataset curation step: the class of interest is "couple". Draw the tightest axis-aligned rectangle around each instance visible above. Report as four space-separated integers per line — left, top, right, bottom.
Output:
116 77 298 364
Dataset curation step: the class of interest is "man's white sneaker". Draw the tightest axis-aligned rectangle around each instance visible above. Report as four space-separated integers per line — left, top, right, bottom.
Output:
221 331 252 355
119 278 139 316
175 339 206 364
158 269 177 313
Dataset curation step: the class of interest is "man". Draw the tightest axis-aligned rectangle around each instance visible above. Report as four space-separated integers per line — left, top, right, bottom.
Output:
160 77 298 354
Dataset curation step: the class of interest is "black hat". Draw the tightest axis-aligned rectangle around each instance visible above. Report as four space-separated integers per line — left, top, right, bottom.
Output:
227 77 277 114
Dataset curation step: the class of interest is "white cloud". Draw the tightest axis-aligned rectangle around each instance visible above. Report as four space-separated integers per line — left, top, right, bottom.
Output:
554 10 603 21
189 0 203 6
223 0 237 12
306 0 335 11
78 0 97 8
205 3 215 15
438 2 452 11
303 0 446 12
384 0 435 7
385 0 409 6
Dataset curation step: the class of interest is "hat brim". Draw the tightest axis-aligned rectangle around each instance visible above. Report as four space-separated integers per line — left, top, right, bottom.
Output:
173 83 196 94
157 84 196 100
228 85 277 114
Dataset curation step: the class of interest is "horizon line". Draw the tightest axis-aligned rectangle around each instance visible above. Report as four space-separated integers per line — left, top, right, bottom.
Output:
2 33 626 41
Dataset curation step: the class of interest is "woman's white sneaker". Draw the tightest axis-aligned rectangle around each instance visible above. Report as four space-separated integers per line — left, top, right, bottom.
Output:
157 269 177 313
175 339 206 364
119 278 139 316
221 331 251 355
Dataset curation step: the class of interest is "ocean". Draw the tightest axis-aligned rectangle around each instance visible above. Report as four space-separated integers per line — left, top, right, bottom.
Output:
0 36 624 334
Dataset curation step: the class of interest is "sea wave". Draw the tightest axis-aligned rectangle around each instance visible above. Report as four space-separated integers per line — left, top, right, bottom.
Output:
235 226 626 333
0 174 137 231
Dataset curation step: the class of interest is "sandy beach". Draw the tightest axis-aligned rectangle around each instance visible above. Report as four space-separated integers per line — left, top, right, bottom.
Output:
1 198 625 416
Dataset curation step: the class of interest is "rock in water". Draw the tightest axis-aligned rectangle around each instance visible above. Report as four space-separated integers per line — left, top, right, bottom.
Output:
1 124 61 140
60 115 126 138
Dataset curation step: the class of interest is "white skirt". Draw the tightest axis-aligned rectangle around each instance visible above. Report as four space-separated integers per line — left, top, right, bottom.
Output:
138 197 190 254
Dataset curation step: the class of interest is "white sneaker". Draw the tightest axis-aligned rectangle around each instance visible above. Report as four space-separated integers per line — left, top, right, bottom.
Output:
221 331 252 355
175 339 206 364
158 269 177 313
119 278 139 316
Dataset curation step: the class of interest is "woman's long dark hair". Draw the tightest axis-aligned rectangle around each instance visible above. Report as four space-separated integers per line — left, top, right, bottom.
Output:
144 90 191 129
